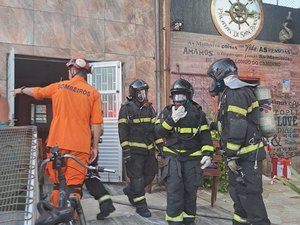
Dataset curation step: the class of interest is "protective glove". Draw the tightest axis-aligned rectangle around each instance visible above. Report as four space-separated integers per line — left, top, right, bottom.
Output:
123 148 131 164
227 159 239 174
171 105 187 123
200 156 212 169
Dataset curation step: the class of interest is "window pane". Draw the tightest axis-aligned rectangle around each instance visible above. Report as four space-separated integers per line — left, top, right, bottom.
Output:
263 0 300 8
93 66 116 91
101 93 117 118
262 0 277 4
278 0 300 8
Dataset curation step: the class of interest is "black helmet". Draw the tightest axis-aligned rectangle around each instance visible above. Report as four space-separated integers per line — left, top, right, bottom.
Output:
207 58 237 81
129 79 149 103
207 58 237 94
170 78 194 105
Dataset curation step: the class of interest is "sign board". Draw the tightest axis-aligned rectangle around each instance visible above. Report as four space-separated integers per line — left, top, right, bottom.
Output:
211 0 264 44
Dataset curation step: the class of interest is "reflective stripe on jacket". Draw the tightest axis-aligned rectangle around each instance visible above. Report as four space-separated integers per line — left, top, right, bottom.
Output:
218 86 265 159
155 102 213 161
118 99 158 155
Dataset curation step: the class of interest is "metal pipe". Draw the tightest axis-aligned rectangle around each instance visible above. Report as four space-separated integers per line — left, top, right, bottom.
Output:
154 0 161 112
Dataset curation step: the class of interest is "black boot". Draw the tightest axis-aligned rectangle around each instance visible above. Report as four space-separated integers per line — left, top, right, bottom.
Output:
168 222 183 225
96 199 115 220
136 202 151 217
183 222 196 225
123 186 135 206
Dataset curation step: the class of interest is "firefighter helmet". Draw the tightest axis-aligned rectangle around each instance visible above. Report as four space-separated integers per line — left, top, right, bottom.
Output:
170 78 194 105
129 79 149 103
207 58 237 94
207 58 237 81
66 56 91 73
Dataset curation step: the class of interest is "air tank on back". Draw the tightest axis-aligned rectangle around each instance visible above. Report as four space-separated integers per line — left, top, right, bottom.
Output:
254 86 276 138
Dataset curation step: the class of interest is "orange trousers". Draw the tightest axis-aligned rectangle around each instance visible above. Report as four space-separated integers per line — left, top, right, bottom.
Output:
46 149 89 207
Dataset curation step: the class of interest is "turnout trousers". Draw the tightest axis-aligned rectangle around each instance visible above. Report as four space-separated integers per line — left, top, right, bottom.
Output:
125 153 157 206
228 160 271 225
163 157 202 224
85 154 110 202
85 154 115 219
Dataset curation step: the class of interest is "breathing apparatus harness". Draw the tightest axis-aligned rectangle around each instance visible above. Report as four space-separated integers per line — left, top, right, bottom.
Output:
217 87 263 185
173 101 203 141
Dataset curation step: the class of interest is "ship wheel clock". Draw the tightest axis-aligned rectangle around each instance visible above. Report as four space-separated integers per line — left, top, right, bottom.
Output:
211 0 264 44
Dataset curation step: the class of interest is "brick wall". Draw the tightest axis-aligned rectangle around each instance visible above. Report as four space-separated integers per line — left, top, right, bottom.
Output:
170 32 300 174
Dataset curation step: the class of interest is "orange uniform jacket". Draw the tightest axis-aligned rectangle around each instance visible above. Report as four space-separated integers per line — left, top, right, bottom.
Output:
32 76 103 153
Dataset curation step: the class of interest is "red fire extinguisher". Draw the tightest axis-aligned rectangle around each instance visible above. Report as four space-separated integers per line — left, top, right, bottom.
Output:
277 158 284 177
283 158 292 179
271 155 278 178
268 143 277 178
276 158 292 179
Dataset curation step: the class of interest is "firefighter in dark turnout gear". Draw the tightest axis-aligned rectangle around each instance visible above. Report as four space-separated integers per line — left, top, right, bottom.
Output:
85 127 115 220
85 154 115 220
155 78 214 225
207 58 271 225
118 79 159 217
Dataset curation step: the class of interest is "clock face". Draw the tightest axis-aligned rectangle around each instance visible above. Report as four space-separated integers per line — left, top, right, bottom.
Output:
211 0 264 44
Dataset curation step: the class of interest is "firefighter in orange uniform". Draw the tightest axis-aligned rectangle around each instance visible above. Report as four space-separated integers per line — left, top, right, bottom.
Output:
14 56 103 208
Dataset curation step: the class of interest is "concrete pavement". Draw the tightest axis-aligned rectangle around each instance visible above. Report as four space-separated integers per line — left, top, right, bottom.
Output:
81 176 300 225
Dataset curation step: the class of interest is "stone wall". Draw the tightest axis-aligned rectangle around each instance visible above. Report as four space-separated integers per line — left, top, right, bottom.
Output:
0 0 156 102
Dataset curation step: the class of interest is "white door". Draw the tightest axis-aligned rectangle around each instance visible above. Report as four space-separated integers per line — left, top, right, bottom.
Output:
89 61 123 182
7 48 15 126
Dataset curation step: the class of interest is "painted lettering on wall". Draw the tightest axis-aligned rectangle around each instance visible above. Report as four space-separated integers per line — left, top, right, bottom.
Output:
171 32 300 159
183 48 213 56
181 39 294 67
271 81 300 157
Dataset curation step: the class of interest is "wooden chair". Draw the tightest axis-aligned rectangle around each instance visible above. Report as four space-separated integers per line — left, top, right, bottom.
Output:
202 140 222 206
37 138 43 162
147 157 164 193
202 154 222 207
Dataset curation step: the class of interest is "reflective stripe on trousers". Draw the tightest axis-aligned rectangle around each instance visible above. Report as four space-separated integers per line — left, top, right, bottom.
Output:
164 157 201 222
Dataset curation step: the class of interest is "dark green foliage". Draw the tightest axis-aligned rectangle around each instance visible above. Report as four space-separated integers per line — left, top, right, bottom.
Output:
218 160 229 193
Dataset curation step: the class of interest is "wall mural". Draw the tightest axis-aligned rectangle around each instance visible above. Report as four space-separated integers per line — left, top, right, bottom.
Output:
170 32 300 161
270 78 300 158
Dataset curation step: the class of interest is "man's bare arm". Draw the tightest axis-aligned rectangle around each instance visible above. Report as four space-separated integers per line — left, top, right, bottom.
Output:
13 87 35 96
89 124 103 163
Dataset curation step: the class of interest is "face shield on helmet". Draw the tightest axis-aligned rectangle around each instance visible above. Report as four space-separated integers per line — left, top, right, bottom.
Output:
207 58 237 95
208 78 224 96
170 78 193 106
136 89 148 103
129 79 149 104
172 93 187 106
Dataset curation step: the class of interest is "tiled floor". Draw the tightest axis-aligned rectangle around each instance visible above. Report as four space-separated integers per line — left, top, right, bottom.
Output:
81 176 300 225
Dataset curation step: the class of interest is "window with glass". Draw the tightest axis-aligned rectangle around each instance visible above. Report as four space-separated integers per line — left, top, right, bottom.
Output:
90 62 122 119
263 0 300 8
